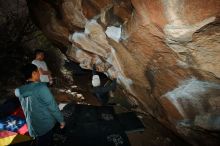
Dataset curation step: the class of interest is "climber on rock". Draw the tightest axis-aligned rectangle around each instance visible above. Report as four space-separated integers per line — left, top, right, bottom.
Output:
91 64 117 105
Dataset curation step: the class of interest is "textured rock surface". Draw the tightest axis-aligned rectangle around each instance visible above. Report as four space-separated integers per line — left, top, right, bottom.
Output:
27 0 220 145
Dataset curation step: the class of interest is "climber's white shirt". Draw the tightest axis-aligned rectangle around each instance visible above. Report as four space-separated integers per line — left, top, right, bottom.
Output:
32 60 49 83
92 75 101 87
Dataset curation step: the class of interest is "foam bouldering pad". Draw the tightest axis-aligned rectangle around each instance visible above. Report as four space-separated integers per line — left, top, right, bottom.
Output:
54 103 131 146
64 121 130 146
117 112 145 133
0 130 32 146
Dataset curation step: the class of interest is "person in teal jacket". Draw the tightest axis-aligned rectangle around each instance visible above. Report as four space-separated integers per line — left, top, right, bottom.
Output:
15 63 65 146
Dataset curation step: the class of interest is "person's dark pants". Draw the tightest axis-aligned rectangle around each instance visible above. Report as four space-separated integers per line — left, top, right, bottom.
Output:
93 79 117 105
92 64 117 105
92 64 97 76
35 128 53 146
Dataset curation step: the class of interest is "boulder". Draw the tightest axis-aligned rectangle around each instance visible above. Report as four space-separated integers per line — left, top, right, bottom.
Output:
26 0 220 145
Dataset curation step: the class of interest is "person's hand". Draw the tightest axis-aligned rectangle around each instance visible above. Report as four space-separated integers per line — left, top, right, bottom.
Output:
60 122 65 129
49 75 53 85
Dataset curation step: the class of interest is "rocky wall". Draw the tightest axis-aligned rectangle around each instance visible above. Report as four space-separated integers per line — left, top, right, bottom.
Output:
27 0 220 145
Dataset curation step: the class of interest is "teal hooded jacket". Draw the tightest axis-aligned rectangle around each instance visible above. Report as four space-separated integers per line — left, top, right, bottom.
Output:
15 82 64 138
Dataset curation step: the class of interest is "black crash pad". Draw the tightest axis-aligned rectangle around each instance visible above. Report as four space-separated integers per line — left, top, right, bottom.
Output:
117 112 145 133
54 103 144 146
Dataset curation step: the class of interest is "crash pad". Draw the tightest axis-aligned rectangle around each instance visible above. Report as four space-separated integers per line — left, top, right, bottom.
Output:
54 103 131 146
